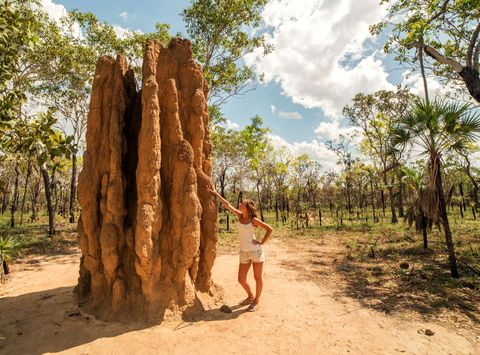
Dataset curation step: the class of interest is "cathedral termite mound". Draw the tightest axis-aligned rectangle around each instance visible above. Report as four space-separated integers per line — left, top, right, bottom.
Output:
75 38 220 322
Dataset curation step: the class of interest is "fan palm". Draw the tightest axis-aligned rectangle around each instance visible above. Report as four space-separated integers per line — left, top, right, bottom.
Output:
402 166 435 249
392 98 480 278
0 235 24 281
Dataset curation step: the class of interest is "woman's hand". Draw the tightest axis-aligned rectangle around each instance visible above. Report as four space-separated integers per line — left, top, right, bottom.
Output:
252 239 263 245
208 187 219 196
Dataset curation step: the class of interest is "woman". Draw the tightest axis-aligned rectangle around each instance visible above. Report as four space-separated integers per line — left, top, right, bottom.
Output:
210 189 273 312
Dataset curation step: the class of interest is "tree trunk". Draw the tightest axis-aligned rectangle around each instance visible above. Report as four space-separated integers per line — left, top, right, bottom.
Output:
275 197 279 223
421 216 428 249
397 171 404 218
462 156 479 209
236 190 243 209
19 159 32 225
40 164 55 237
434 157 459 278
69 154 78 223
459 181 467 213
370 179 377 223
75 41 219 322
10 163 20 228
381 189 386 217
30 179 40 222
256 180 264 221
1 191 9 215
385 173 397 224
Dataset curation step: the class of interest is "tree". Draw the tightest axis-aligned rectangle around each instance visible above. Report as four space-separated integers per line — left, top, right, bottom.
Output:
326 134 357 217
0 0 36 125
392 97 480 278
373 0 480 102
2 110 73 236
182 0 272 108
212 126 243 230
239 115 270 220
403 166 433 249
344 87 414 223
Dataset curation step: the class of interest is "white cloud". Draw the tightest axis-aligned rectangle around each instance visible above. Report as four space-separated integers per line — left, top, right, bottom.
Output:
245 0 393 117
119 11 129 20
402 71 476 104
39 0 67 21
278 110 302 120
314 120 358 140
112 25 131 39
269 134 339 171
271 105 277 114
38 1 135 40
224 119 240 130
118 11 136 21
37 0 81 38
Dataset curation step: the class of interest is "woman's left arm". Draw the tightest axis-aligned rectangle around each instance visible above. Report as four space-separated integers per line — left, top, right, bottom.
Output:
252 218 273 245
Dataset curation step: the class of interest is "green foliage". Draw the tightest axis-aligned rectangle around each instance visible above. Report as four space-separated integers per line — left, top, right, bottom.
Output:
373 0 480 89
239 115 270 171
344 86 415 170
183 0 273 106
1 109 73 169
0 235 24 262
392 98 480 156
69 10 171 72
0 0 37 124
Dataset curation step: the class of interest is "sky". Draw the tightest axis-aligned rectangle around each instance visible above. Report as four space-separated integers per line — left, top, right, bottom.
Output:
39 0 448 171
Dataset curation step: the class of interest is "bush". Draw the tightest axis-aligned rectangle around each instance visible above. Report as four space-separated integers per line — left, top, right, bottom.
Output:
0 235 24 281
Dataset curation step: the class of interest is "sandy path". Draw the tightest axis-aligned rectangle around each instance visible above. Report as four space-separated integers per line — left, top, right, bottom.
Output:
0 240 477 355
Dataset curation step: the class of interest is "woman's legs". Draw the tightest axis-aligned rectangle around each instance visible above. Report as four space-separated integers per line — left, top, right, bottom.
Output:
252 262 264 305
238 262 254 299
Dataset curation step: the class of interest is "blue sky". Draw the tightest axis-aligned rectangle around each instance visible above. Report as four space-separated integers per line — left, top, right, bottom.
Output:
43 0 423 170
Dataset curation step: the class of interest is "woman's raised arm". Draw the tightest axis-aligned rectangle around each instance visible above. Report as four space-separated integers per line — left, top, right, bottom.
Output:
209 188 242 218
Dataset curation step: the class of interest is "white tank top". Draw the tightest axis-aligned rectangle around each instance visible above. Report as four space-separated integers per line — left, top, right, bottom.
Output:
238 219 261 251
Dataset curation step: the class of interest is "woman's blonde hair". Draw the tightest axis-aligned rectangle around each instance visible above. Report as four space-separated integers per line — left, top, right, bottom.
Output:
242 199 258 220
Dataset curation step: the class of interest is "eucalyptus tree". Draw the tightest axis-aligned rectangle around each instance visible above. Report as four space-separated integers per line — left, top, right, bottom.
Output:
326 134 357 216
3 110 73 236
344 87 414 223
0 0 37 124
182 0 273 112
269 147 292 223
373 0 480 102
392 98 480 278
289 154 314 229
239 115 270 220
211 125 244 229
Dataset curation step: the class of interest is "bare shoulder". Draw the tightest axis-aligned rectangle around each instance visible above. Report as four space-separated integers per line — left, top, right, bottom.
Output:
252 217 272 230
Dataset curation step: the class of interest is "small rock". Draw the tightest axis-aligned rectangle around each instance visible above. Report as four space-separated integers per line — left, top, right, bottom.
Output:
16 331 23 336
424 329 435 336
399 262 409 269
460 280 475 290
219 305 232 313
68 311 81 317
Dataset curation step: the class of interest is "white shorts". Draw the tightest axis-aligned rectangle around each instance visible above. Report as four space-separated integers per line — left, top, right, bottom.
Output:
239 249 265 264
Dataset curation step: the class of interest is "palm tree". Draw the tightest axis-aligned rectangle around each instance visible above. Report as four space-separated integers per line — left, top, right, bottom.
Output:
402 166 434 250
392 98 480 278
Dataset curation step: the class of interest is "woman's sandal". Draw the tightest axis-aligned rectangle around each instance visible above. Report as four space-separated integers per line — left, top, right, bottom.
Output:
247 303 258 312
239 297 255 305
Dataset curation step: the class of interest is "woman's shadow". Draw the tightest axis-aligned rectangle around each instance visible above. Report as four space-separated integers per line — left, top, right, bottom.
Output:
177 303 250 330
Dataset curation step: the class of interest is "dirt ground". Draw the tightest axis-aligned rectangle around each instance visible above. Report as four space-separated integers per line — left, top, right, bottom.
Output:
0 236 478 355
